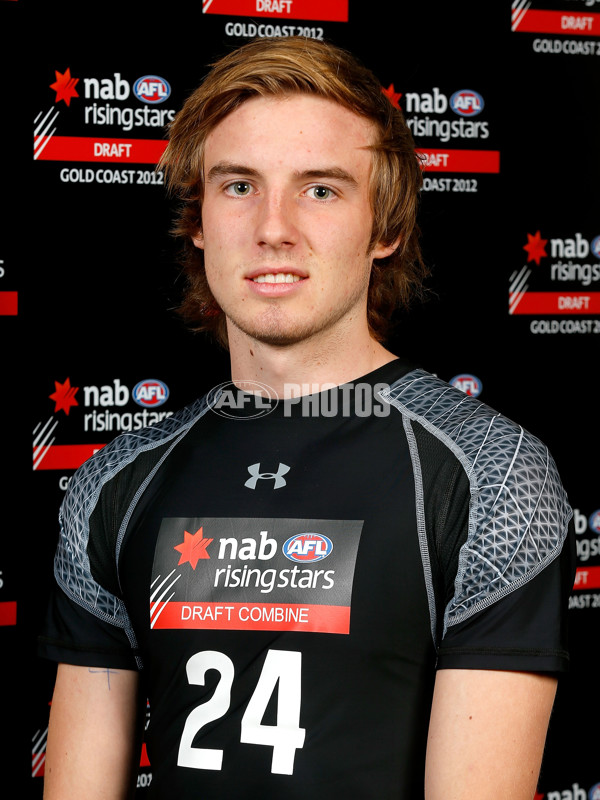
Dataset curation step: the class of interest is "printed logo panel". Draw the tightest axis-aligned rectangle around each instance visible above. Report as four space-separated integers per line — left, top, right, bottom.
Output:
509 230 600 333
34 68 175 188
150 517 363 634
380 84 500 189
33 376 173 472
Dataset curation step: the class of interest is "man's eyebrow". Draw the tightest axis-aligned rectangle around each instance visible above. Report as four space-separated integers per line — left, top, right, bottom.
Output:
205 162 260 182
205 163 359 188
295 167 359 187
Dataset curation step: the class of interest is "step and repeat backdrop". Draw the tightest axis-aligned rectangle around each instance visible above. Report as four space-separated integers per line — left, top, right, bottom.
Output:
1 0 599 796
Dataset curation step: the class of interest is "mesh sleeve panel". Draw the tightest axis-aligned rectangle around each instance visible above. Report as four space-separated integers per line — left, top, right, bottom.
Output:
383 370 573 636
53 396 210 633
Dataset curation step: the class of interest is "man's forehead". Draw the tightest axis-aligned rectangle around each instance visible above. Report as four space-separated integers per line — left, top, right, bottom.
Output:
203 93 376 171
207 93 375 141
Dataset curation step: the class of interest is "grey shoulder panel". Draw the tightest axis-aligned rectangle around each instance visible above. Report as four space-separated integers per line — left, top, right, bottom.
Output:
54 396 211 630
382 369 572 632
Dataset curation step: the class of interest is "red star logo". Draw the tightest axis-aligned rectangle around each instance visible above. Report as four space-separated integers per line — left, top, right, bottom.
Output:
382 83 402 110
174 528 213 569
49 68 79 106
49 377 79 415
523 230 548 265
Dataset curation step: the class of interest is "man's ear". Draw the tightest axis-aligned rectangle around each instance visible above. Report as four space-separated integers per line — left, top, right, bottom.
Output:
192 230 205 250
372 236 401 260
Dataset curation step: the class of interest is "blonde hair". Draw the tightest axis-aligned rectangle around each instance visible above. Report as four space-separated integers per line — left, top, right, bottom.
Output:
159 36 427 347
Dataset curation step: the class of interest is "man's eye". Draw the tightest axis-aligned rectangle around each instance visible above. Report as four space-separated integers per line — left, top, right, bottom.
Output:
227 182 252 196
308 186 334 200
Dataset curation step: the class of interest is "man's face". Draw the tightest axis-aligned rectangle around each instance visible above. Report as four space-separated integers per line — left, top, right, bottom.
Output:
195 93 396 348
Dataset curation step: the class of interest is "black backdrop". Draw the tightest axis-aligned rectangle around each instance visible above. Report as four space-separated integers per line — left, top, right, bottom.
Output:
1 0 599 796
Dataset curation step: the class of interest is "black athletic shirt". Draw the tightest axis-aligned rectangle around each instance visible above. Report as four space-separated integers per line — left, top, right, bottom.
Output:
39 360 575 798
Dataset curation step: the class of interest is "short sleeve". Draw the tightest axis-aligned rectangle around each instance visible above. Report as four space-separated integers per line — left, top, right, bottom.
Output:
386 370 576 674
436 519 575 672
37 447 140 669
38 585 140 670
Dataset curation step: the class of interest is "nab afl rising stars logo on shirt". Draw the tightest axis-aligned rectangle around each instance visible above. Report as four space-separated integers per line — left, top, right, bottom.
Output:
150 517 363 634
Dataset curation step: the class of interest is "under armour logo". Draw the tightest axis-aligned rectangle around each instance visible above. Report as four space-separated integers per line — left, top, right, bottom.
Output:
245 462 290 490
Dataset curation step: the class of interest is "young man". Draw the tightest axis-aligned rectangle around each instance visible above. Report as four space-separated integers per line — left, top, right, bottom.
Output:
39 37 574 799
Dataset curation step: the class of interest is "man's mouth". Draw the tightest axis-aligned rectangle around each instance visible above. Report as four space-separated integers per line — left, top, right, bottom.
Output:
252 273 303 284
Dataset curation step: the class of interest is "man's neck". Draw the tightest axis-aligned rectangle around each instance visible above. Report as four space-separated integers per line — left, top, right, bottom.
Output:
227 324 397 398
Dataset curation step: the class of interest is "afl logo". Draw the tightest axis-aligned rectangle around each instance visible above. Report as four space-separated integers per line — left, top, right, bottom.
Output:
133 379 169 407
207 380 278 420
283 533 333 563
450 89 484 117
134 75 171 104
450 374 483 397
589 783 600 800
589 509 600 535
591 235 600 260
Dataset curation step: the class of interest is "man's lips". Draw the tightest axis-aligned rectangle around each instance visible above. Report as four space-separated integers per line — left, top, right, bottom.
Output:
253 273 302 284
246 267 308 281
245 268 308 294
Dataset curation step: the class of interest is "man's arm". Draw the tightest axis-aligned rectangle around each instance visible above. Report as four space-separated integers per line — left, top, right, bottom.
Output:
44 663 143 800
425 668 557 800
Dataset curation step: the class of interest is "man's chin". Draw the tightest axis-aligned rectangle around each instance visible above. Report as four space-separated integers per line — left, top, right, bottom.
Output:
228 316 322 348
237 326 311 348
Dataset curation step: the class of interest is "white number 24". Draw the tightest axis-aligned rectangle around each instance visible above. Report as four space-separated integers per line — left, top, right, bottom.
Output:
177 649 306 775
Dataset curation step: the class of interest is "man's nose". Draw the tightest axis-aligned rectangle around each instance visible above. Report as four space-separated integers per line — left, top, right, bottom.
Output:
254 191 299 249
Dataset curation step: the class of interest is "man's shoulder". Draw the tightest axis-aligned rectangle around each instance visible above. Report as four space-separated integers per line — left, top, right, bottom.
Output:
387 372 572 634
61 393 211 521
383 367 570 530
385 367 534 455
